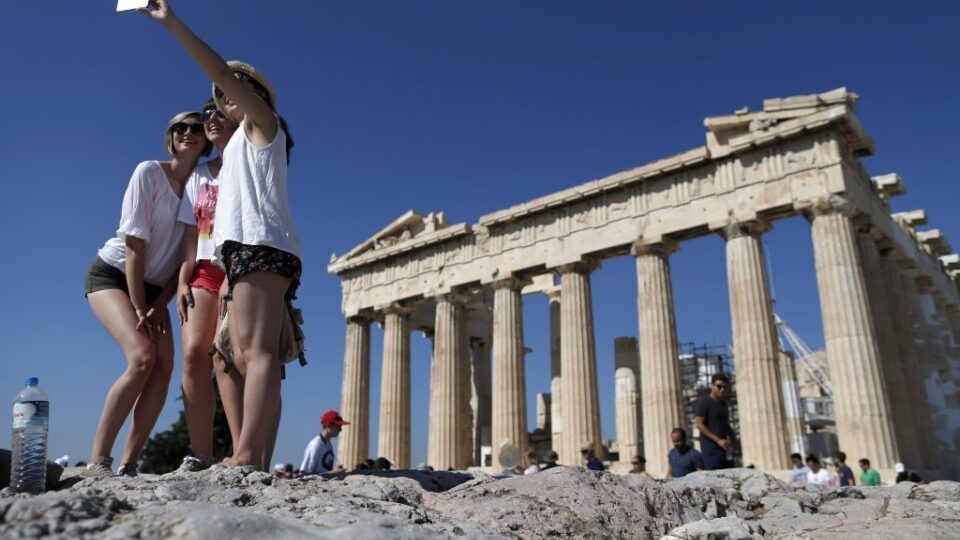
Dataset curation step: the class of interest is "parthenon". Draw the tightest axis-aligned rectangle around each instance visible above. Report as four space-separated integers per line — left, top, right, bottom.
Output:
329 89 960 478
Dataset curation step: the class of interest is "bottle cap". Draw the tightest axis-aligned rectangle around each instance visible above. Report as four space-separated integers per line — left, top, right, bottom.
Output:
24 377 38 386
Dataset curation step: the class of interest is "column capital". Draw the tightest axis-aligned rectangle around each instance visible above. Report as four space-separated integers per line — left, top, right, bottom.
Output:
347 314 374 325
544 286 562 304
556 258 601 275
434 290 473 306
806 195 862 219
378 300 419 317
631 239 679 258
722 219 772 240
490 276 531 291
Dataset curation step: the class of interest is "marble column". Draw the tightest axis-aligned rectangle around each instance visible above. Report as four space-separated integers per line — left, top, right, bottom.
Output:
724 221 789 470
378 307 411 468
614 337 642 466
857 232 921 469
470 338 492 467
491 278 529 459
339 316 371 470
546 288 562 443
558 262 602 465
778 351 807 456
428 294 469 470
633 241 685 477
809 201 897 469
458 308 473 467
900 276 944 470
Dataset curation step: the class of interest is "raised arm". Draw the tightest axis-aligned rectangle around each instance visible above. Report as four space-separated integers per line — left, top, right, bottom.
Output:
141 1 276 138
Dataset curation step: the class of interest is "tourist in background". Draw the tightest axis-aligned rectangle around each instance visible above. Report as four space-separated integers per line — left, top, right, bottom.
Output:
524 450 541 475
300 411 349 475
695 373 735 470
805 455 832 486
629 455 648 476
667 428 703 478
143 0 303 471
788 453 809 485
581 445 605 471
176 98 241 472
834 452 856 486
540 451 560 471
82 111 210 478
859 458 882 486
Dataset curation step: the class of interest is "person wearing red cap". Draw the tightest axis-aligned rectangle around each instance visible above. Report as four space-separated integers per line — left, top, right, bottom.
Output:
300 410 349 475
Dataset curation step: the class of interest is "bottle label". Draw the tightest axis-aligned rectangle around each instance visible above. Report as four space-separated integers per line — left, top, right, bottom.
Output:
12 401 48 429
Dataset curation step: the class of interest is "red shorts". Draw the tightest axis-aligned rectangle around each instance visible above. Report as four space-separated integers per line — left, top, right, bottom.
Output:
188 260 226 294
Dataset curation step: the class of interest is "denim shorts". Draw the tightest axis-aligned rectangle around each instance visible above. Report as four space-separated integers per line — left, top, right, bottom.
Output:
83 257 163 305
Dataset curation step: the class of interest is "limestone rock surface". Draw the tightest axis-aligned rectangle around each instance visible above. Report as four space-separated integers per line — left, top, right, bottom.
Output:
1 467 958 539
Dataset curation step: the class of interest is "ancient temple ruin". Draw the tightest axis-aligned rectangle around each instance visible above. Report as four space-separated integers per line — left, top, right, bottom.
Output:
329 89 960 478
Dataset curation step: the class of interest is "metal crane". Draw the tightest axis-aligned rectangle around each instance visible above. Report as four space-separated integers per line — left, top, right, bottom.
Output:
774 313 832 397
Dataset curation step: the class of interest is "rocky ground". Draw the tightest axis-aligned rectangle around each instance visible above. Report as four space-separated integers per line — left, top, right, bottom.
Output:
1 465 958 539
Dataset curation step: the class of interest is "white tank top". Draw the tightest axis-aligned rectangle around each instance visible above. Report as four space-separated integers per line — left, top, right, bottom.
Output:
214 119 302 261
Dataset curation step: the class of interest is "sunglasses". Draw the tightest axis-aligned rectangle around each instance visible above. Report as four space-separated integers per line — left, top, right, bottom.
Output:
714 383 728 390
202 108 225 122
171 122 204 136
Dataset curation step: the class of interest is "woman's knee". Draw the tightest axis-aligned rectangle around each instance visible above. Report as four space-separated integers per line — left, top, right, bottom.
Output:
182 345 213 378
125 346 157 377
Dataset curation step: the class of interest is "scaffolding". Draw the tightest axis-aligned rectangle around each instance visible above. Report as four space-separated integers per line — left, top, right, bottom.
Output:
677 342 741 463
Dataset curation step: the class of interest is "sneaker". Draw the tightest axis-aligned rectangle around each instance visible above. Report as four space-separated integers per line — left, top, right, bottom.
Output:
80 456 114 478
116 463 138 477
179 454 215 472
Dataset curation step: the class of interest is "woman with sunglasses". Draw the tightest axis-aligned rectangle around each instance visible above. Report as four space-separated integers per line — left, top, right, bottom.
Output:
82 112 211 478
143 0 302 471
174 100 243 471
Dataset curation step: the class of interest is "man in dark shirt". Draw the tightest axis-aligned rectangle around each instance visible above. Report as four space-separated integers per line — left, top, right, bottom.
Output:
695 373 735 470
667 427 702 478
835 451 856 486
581 445 605 471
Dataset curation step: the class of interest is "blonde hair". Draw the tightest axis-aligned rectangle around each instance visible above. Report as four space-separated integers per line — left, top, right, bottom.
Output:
163 111 212 157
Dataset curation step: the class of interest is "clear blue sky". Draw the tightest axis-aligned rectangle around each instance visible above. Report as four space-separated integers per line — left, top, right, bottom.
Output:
1 1 958 468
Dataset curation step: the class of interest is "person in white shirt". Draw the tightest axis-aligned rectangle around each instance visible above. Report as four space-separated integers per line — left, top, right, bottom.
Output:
301 411 349 475
788 452 810 485
144 0 303 472
805 455 832 486
82 112 210 479
176 99 241 473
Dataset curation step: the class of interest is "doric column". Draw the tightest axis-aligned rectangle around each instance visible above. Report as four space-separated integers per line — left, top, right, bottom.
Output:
428 293 469 469
491 278 529 459
339 316 371 469
633 241 685 477
778 351 807 455
458 307 473 467
857 232 920 468
377 306 411 468
723 221 789 470
546 288 562 441
900 276 945 470
614 337 642 467
558 261 602 465
470 337 491 467
809 199 897 468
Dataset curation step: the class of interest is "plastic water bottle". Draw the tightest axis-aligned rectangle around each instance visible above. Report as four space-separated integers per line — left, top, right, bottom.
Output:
11 377 49 494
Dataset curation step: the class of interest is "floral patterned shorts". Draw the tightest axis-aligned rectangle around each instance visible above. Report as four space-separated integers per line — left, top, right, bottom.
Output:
221 241 302 302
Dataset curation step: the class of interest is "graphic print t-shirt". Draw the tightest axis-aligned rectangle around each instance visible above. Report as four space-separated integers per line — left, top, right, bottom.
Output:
178 162 218 261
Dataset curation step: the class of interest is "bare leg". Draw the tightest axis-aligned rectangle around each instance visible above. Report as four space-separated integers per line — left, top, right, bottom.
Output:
262 396 282 470
226 271 289 468
181 288 219 458
87 289 160 463
214 352 244 454
121 307 175 465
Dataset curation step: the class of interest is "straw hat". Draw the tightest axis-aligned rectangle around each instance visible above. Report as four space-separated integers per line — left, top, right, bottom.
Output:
213 60 277 112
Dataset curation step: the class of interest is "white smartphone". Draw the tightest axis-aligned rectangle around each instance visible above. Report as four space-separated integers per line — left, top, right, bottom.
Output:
117 0 150 12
